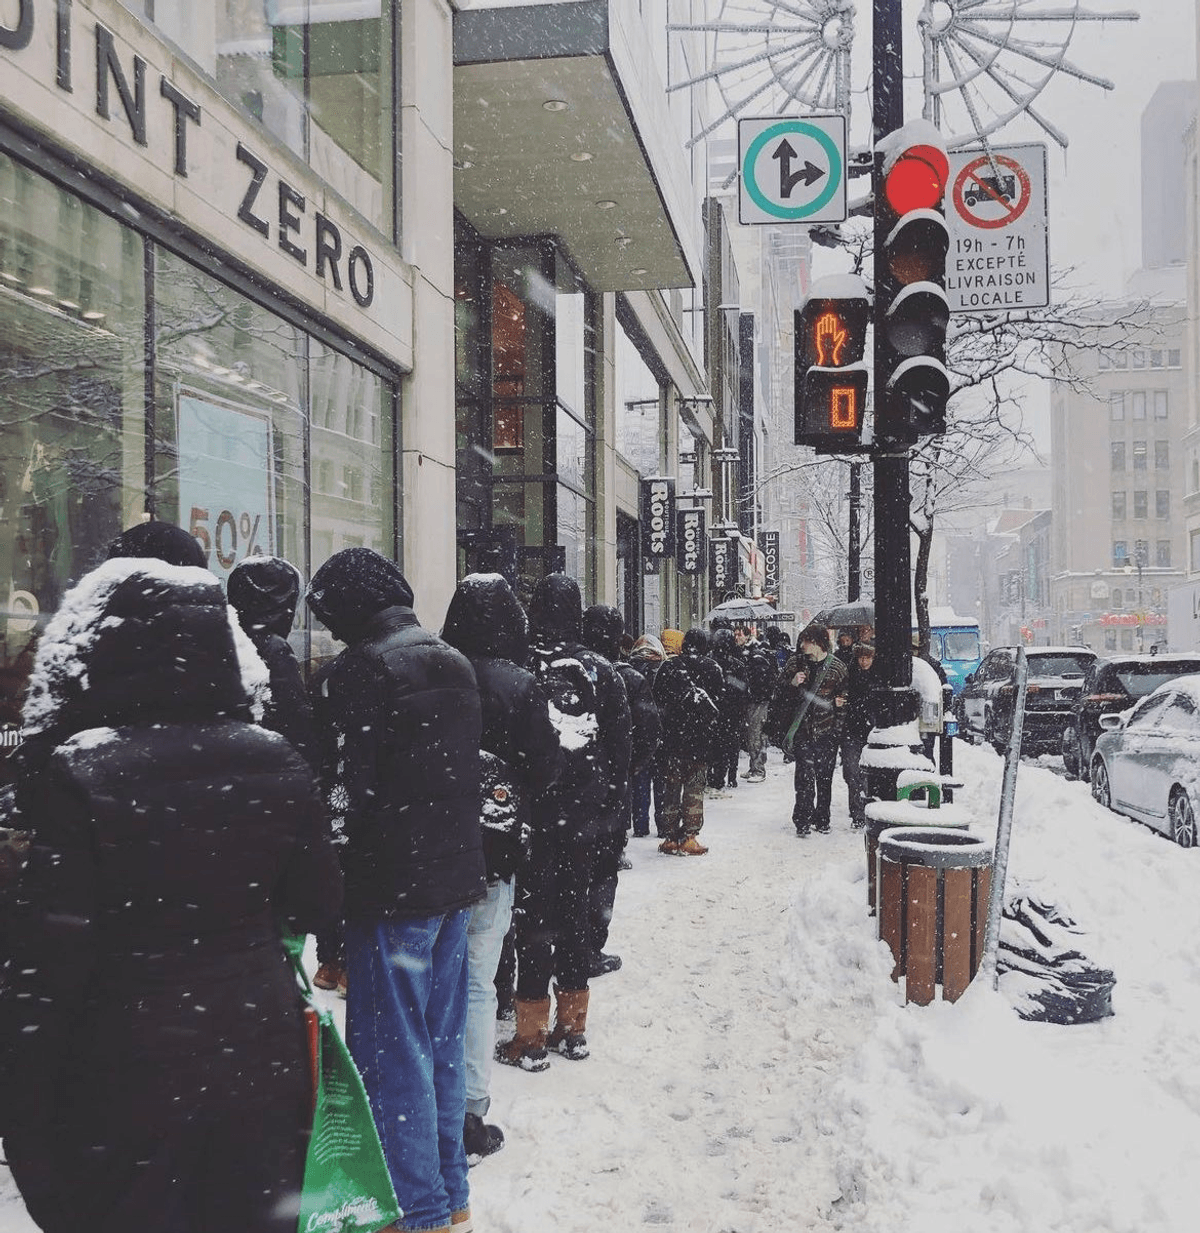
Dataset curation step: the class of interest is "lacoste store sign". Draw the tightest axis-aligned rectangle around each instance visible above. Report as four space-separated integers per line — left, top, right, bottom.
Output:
0 0 411 367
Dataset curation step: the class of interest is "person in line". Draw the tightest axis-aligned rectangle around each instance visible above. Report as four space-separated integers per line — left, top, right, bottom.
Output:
105 517 209 569
708 627 749 791
834 628 857 666
737 625 777 782
660 627 685 659
841 642 878 827
582 605 661 976
307 548 486 1233
768 624 849 836
498 574 630 1070
3 556 343 1233
763 625 792 672
627 634 667 837
653 627 723 855
441 573 560 1164
228 555 347 997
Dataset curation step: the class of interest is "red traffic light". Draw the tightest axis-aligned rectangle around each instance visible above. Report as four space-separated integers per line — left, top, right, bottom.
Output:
884 144 949 214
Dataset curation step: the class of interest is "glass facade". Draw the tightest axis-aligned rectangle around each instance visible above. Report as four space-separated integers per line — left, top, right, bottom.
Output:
127 0 397 238
454 227 597 606
0 149 397 770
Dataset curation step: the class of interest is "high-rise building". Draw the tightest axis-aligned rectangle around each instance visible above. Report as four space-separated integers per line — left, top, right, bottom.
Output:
1141 80 1196 269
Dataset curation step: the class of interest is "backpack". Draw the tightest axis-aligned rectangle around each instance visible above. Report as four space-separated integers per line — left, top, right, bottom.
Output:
657 658 719 751
530 648 600 787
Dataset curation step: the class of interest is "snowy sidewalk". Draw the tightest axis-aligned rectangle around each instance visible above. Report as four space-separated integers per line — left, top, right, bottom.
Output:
6 743 1200 1232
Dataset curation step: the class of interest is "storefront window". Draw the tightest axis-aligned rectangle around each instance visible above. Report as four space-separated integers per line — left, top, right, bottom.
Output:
135 0 395 237
615 318 663 476
0 153 146 752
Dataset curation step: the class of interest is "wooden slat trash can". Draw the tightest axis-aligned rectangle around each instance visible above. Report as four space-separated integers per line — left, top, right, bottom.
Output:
863 801 971 915
877 827 994 1006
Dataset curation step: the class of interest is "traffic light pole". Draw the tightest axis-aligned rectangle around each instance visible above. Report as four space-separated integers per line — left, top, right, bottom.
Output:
872 0 916 718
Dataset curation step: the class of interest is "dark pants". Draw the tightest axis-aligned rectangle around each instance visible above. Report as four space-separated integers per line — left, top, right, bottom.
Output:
588 828 625 955
630 766 653 836
792 732 840 832
841 731 869 824
515 822 592 996
709 717 743 787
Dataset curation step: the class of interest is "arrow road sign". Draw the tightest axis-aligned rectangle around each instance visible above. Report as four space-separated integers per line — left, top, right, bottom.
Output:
739 115 847 226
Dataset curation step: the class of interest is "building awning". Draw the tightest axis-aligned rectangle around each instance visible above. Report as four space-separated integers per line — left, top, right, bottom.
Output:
453 0 700 293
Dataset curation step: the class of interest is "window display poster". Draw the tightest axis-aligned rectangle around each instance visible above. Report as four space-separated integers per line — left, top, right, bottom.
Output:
178 393 275 579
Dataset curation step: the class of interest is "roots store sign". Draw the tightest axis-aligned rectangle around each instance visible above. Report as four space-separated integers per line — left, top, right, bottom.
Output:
640 478 675 572
0 0 411 366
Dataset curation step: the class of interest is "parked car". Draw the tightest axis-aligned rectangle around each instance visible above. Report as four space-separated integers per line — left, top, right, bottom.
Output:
957 646 1096 755
1062 654 1200 780
1089 675 1200 847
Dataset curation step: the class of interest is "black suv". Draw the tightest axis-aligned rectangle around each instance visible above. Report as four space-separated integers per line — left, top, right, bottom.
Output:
958 646 1096 755
1062 654 1200 780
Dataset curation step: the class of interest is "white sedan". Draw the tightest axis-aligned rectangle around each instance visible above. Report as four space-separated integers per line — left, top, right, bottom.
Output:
1090 673 1200 848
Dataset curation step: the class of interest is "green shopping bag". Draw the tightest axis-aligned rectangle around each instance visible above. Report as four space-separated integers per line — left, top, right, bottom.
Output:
283 936 402 1233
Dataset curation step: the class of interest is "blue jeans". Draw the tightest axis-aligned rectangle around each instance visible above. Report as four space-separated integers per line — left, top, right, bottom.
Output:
345 912 471 1232
464 878 515 1116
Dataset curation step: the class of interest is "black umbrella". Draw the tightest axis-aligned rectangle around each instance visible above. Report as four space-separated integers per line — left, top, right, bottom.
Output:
704 597 778 626
812 599 875 628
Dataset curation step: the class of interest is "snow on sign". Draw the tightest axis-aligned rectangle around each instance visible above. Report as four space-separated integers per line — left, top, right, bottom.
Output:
946 143 1049 313
738 115 846 226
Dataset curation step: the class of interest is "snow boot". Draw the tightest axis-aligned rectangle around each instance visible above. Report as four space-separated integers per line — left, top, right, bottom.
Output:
495 997 551 1072
678 835 709 855
547 986 590 1059
463 1113 504 1164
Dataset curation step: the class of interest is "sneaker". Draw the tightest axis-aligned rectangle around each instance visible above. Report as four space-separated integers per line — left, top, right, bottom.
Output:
745 770 766 782
815 823 831 834
678 836 709 855
617 856 633 871
312 963 347 997
794 825 811 837
463 1113 504 1164
658 838 681 854
589 952 622 977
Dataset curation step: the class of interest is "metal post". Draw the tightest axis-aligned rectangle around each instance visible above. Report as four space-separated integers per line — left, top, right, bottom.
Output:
982 646 1028 987
848 462 861 602
871 0 915 721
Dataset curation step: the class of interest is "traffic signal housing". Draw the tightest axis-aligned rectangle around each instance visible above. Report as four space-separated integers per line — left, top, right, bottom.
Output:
793 273 870 453
875 119 951 445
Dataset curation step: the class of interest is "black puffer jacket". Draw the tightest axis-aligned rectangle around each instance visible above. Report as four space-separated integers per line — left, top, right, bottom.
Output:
3 560 342 1224
711 628 750 724
442 574 560 881
527 575 631 841
654 627 724 759
582 605 661 781
307 549 486 920
228 556 318 768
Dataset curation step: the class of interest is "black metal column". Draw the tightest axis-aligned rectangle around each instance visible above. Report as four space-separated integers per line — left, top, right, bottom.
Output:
872 0 917 725
848 462 861 602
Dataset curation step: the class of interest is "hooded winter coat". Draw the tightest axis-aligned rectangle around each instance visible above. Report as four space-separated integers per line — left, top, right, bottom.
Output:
582 605 661 782
307 548 486 920
441 573 560 881
653 627 724 759
3 558 342 1233
228 555 318 767
527 575 632 841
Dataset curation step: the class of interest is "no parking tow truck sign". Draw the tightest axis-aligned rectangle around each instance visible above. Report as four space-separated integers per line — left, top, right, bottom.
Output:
946 143 1049 313
738 115 847 226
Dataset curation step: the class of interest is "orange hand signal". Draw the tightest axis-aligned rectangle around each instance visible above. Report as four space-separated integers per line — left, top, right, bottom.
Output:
815 312 847 366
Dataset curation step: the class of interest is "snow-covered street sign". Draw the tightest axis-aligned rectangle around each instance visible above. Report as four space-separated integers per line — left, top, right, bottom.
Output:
945 143 1049 313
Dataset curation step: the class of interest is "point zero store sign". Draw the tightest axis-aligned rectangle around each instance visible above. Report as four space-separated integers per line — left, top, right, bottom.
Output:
709 537 733 594
758 531 780 593
945 144 1049 313
0 0 411 366
639 478 675 568
676 508 705 575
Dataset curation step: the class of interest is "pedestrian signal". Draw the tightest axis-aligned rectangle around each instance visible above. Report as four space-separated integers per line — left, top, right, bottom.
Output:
794 274 869 452
875 120 951 444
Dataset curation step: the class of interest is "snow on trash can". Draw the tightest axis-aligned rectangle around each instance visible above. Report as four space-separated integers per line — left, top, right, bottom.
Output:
863 799 971 916
877 826 994 1006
